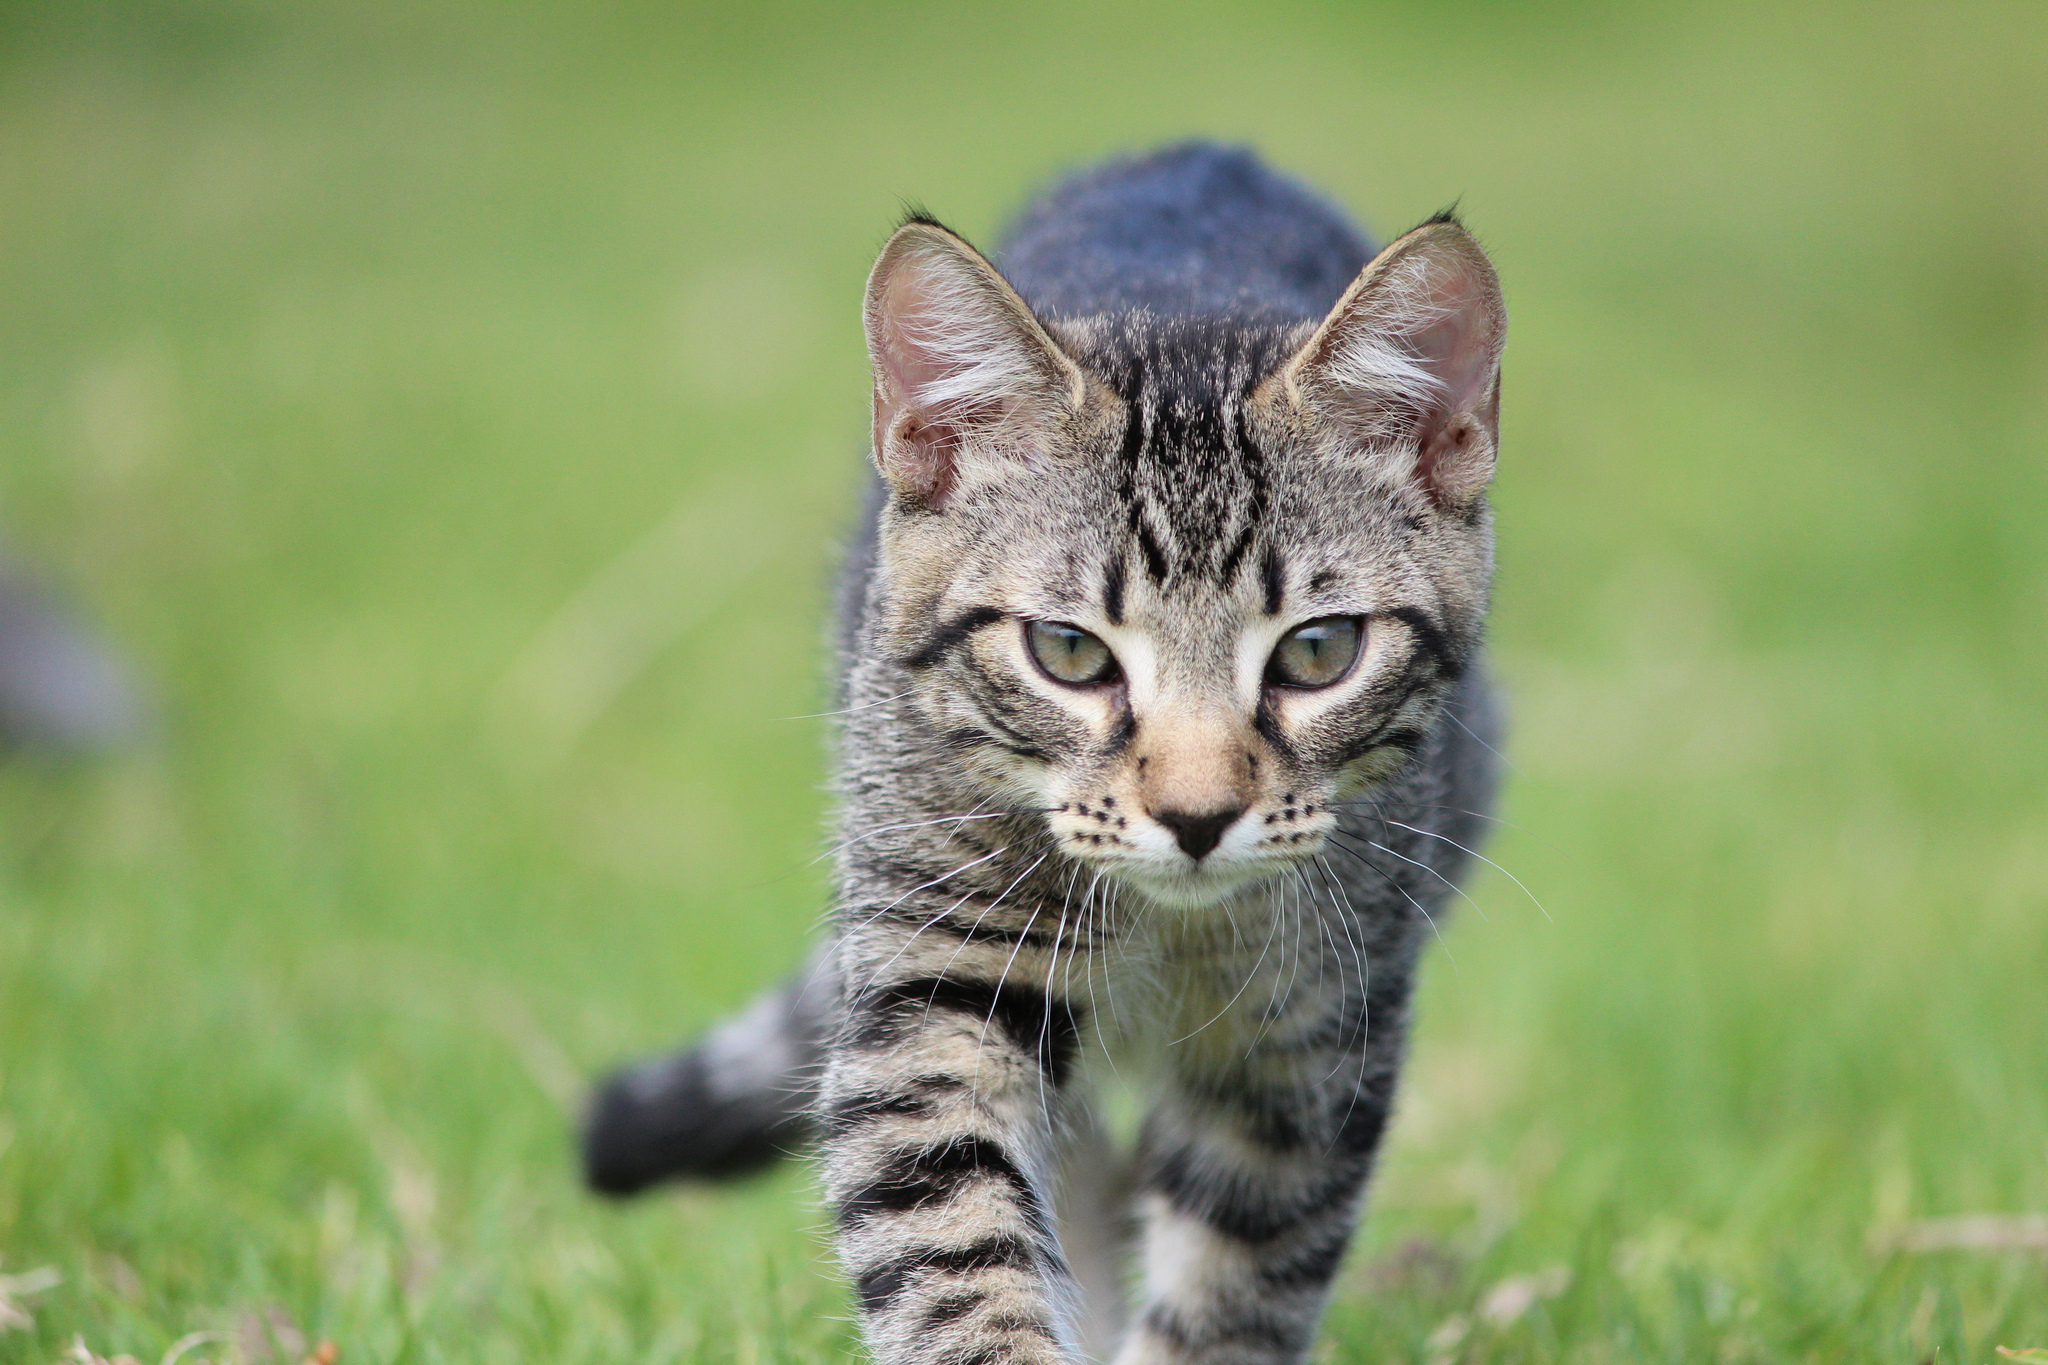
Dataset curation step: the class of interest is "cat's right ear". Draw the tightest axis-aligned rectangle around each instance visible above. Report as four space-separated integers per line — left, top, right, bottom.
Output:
864 219 1082 509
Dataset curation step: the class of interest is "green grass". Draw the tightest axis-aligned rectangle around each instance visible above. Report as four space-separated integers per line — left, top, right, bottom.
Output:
2 0 2045 1360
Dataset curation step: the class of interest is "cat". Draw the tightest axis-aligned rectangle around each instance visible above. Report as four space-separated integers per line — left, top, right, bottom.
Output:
583 142 1506 1365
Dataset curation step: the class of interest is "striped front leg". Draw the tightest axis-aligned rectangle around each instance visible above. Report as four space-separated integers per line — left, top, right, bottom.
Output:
823 960 1087 1365
1116 1061 1392 1365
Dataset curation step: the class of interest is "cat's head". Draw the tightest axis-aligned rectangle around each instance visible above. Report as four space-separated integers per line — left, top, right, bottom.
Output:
861 213 1504 909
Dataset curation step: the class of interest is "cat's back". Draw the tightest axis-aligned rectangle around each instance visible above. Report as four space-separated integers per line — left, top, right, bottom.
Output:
995 142 1377 322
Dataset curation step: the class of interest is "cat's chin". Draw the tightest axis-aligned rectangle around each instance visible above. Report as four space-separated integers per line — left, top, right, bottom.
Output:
1107 858 1300 911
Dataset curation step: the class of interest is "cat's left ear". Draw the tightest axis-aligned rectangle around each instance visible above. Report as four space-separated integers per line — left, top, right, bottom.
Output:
864 218 1085 510
1282 215 1506 509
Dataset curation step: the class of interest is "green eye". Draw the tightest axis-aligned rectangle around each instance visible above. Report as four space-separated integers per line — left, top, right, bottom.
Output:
1026 621 1119 685
1266 616 1363 688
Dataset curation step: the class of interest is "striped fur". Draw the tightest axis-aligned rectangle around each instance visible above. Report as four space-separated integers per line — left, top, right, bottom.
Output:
585 144 1507 1365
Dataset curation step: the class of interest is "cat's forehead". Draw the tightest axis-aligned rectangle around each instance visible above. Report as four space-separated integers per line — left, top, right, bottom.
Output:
929 316 1418 624
1057 313 1309 574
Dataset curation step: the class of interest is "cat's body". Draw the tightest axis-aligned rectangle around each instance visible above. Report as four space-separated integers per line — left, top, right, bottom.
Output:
585 144 1505 1365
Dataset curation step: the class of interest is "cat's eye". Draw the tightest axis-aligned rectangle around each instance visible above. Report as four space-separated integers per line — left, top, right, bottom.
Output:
1026 620 1119 686
1266 616 1363 689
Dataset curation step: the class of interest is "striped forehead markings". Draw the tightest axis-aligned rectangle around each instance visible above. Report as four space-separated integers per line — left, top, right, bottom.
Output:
1100 322 1296 595
1129 504 1171 584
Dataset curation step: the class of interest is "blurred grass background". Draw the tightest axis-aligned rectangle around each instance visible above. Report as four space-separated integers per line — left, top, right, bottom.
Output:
1 0 2044 1360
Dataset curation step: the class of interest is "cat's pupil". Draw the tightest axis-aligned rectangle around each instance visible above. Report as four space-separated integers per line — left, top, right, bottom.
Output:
1027 620 1117 685
1267 616 1363 688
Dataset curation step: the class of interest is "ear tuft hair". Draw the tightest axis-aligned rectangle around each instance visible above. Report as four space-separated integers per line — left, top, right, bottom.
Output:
863 221 1082 509
1283 216 1506 508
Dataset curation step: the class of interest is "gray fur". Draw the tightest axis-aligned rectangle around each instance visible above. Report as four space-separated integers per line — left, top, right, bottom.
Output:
0 546 143 751
584 143 1506 1365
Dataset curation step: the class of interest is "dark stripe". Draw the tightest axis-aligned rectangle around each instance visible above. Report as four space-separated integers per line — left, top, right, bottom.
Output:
1131 506 1169 584
1232 401 1265 464
827 1072 970 1137
837 1135 1034 1227
1117 359 1147 462
1332 724 1426 768
1141 1303 1300 1355
1382 606 1461 680
824 1090 934 1136
855 1235 1039 1314
1328 661 1438 767
915 911 1062 950
1252 697 1299 767
847 977 1084 1087
919 1292 988 1330
1173 1081 1328 1154
1144 1143 1374 1244
1224 405 1270 587
1257 1226 1353 1289
1103 704 1138 759
956 1332 1058 1365
1337 1091 1392 1155
1103 555 1126 625
956 684 1055 762
1261 545 1285 616
901 606 1005 670
957 655 1074 762
823 1073 976 1138
939 725 1047 762
1217 523 1256 585
1376 726 1426 754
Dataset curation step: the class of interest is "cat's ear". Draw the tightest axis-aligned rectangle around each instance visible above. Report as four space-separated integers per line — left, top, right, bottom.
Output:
1283 215 1506 509
864 218 1083 509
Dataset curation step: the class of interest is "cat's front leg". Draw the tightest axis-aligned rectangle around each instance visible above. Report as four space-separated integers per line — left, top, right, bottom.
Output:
1114 1051 1396 1365
822 923 1088 1365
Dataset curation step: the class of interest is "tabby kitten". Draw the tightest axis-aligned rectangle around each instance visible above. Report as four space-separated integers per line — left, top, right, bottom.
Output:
584 143 1506 1365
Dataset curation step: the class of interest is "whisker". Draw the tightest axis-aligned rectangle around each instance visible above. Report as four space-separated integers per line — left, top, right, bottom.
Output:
967 847 1057 1094
848 844 1015 995
1375 817 1551 922
1446 707 1516 773
1324 829 1490 924
813 810 1011 865
774 687 916 720
1308 856 1376 1058
1169 887 1285 1048
1309 855 1381 1147
1328 797 1516 830
1033 866 1087 1128
1244 870 1308 1059
1321 840 1456 972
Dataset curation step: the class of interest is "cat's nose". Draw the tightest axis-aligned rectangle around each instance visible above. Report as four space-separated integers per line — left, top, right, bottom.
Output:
1152 804 1244 861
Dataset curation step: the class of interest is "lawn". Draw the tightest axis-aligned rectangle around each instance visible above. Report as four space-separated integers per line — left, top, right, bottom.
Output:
1 1 2044 1361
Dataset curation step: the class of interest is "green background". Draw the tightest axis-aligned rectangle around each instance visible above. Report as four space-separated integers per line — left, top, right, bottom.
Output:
2 1 2044 1360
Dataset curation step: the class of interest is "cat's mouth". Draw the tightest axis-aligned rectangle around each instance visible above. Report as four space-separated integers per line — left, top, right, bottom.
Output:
1109 859 1294 910
1067 835 1332 910
1049 796 1335 907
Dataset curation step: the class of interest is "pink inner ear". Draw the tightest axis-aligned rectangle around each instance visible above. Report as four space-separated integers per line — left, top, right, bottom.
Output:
1409 262 1499 417
875 272 963 419
865 232 1069 509
871 270 972 505
1384 252 1503 505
